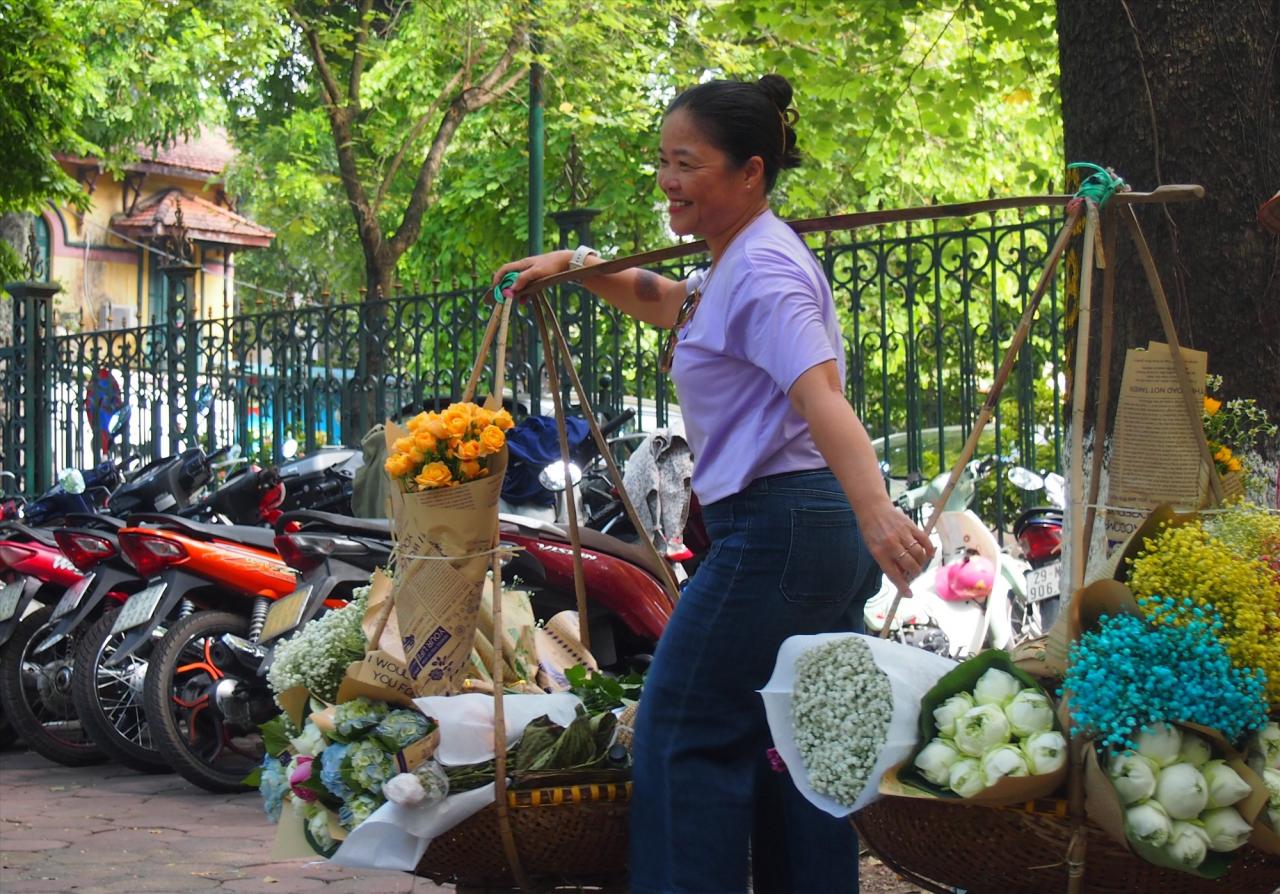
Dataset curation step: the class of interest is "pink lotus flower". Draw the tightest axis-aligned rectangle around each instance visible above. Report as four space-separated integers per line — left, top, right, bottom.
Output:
289 755 317 802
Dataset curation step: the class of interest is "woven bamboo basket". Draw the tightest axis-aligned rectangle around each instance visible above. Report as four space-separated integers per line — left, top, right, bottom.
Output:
854 796 1280 894
416 783 631 889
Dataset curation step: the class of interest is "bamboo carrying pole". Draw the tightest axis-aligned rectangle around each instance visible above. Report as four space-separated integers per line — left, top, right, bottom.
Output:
1081 205 1119 562
1066 202 1099 594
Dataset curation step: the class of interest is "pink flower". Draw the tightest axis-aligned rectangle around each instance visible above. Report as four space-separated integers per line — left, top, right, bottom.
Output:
766 748 787 774
289 755 317 802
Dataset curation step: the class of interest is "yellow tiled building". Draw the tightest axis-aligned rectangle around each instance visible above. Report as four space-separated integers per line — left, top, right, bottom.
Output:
36 128 273 331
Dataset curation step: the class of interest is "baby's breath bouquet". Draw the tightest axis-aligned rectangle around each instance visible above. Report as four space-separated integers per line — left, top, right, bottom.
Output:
267 583 372 703
383 402 514 491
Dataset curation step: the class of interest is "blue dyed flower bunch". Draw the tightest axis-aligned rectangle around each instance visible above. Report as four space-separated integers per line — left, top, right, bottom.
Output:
1062 597 1268 749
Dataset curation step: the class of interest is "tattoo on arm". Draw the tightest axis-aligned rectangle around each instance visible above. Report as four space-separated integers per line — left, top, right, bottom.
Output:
634 270 663 303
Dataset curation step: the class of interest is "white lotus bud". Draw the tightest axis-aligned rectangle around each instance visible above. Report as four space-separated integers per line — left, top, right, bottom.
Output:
1153 762 1209 820
954 704 1012 757
382 772 427 806
1135 723 1184 768
1003 690 1055 738
1108 751 1159 806
1177 732 1213 768
948 757 985 798
973 668 1023 707
1262 767 1280 810
1254 722 1280 771
1125 799 1173 848
914 738 962 787
932 692 975 737
1201 806 1252 852
981 744 1030 788
1164 820 1210 869
1023 730 1067 776
1202 760 1253 809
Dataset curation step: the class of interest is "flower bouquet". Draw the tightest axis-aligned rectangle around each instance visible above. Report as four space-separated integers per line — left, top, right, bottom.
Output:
759 633 956 816
381 401 513 696
1245 721 1280 852
892 652 1069 805
1200 376 1277 501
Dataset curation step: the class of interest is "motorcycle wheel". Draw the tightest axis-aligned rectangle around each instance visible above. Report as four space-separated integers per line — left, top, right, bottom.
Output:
0 605 107 766
143 611 265 793
71 609 170 773
0 703 19 749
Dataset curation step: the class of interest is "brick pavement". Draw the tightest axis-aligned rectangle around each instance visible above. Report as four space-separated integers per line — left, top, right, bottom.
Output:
0 747 450 894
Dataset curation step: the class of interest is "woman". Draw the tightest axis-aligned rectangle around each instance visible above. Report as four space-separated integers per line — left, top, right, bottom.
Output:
494 74 933 894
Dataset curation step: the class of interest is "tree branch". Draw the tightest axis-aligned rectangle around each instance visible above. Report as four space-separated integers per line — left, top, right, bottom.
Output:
375 65 467 213
298 15 343 108
388 23 529 258
348 0 376 109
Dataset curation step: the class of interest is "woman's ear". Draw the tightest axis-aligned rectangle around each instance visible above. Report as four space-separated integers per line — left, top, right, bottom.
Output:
744 155 766 190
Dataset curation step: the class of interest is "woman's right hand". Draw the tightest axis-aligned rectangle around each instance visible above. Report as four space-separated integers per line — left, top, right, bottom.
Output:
492 250 575 301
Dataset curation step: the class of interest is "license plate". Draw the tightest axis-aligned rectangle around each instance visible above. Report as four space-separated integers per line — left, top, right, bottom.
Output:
110 582 167 634
258 586 312 644
51 574 95 621
0 580 24 622
1025 562 1061 603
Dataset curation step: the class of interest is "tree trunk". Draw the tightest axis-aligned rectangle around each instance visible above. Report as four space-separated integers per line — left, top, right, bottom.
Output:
1057 0 1279 432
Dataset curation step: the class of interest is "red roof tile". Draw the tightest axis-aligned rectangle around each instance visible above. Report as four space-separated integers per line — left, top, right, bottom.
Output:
134 127 236 176
112 189 274 249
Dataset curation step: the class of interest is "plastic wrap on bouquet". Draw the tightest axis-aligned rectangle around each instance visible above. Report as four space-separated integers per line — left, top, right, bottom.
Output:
760 632 955 817
384 416 508 697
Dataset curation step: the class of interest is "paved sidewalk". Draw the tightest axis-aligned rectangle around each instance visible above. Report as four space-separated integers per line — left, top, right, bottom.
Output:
0 748 448 894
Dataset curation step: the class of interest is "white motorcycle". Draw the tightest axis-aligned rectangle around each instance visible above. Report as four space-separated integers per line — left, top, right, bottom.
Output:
862 460 1031 658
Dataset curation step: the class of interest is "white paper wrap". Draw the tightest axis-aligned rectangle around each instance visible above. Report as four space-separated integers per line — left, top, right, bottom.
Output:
760 633 956 818
329 692 583 871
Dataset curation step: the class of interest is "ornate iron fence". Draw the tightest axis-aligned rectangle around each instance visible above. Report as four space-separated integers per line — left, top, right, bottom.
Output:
4 207 1066 529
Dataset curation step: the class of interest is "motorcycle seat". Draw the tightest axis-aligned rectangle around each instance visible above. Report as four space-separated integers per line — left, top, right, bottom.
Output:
127 513 279 551
62 513 128 531
545 522 672 586
277 510 391 539
0 521 57 547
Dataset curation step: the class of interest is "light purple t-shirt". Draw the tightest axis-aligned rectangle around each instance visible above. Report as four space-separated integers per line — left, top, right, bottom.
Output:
670 211 845 505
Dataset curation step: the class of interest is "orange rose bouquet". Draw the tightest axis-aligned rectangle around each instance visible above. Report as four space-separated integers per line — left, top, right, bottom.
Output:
383 403 515 491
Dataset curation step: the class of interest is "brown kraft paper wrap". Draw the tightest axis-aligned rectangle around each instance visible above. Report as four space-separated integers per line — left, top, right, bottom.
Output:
336 569 418 705
384 414 508 696
1083 722 1269 878
882 649 1068 807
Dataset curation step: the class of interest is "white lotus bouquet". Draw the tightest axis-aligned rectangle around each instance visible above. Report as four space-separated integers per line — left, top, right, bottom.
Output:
910 658 1066 802
1102 721 1266 875
1245 720 1280 837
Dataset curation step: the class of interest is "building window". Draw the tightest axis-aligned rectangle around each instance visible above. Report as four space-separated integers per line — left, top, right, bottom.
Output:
33 215 51 281
147 247 170 325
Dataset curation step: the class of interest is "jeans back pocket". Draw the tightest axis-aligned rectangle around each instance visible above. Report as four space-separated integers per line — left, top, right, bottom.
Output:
780 507 864 604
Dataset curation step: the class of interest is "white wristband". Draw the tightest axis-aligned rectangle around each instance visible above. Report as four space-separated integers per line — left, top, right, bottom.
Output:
568 245 599 270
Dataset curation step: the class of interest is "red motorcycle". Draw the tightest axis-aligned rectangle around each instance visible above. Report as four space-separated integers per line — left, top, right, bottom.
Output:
0 526 98 761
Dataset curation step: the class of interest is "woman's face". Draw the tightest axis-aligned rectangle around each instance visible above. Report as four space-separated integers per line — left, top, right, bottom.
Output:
658 108 761 240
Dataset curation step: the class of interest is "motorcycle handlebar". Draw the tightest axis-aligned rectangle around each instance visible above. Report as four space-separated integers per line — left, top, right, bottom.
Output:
597 408 636 440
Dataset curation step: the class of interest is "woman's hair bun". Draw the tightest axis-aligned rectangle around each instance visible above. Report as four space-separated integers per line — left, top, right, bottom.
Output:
756 74 794 112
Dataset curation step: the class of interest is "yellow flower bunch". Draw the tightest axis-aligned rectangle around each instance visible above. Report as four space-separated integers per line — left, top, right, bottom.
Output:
1128 520 1280 705
383 402 515 490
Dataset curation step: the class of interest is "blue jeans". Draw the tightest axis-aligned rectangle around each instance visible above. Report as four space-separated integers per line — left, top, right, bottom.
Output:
630 469 881 894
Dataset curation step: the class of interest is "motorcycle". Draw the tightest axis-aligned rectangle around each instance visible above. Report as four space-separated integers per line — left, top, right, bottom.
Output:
69 448 358 780
862 459 1032 658
0 446 231 765
1007 466 1066 637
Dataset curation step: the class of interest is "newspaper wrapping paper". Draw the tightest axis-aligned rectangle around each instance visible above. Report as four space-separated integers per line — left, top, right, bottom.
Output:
384 415 508 696
329 693 583 872
760 632 956 817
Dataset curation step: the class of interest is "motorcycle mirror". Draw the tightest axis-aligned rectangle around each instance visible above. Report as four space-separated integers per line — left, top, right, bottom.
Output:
193 385 214 416
1044 473 1066 508
0 470 14 496
281 438 299 459
878 461 892 479
1006 466 1044 491
227 444 242 462
107 405 132 437
538 460 582 493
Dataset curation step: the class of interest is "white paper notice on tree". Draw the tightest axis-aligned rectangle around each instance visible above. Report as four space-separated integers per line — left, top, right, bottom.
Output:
1104 342 1208 548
